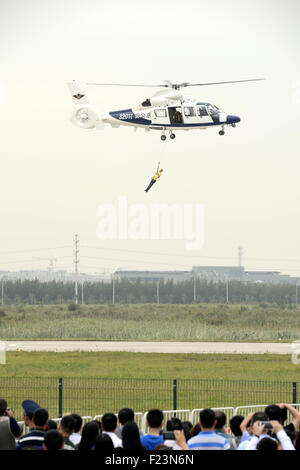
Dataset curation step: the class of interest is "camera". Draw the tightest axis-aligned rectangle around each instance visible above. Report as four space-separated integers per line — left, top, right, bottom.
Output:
259 421 273 430
162 431 175 440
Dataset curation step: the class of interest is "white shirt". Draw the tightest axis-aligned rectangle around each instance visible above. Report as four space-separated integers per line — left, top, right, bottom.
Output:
70 432 81 446
102 431 122 448
164 439 182 450
246 430 295 451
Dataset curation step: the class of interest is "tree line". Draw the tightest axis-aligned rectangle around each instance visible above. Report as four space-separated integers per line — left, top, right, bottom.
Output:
0 278 298 305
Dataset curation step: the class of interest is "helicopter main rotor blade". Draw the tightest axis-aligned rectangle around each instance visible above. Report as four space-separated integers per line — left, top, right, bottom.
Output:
180 78 265 87
86 82 168 87
85 78 265 90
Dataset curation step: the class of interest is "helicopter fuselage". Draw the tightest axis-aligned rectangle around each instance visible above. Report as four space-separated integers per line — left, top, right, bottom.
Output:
107 100 240 135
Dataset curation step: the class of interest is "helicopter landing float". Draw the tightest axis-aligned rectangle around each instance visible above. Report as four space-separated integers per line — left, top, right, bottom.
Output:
67 79 264 140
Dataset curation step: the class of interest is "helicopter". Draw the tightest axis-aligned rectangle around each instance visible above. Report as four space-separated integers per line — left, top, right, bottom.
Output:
67 79 264 140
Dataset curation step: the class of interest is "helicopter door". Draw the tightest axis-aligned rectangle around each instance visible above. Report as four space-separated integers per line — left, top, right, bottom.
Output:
197 104 213 124
168 107 183 125
183 105 198 125
152 107 169 127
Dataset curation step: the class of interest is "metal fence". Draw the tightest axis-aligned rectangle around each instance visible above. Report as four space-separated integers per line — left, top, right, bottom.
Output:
0 377 298 422
16 407 300 435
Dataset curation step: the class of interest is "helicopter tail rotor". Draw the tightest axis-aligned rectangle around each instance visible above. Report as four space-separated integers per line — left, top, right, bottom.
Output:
67 81 105 130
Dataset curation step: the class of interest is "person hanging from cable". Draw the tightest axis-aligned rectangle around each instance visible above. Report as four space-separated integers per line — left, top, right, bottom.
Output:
145 162 163 192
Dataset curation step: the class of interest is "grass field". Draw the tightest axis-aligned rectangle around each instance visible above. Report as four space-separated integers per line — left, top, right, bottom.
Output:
0 351 298 380
0 303 300 341
1 351 300 420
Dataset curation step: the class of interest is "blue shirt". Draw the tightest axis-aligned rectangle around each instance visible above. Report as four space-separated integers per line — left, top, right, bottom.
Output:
187 431 230 450
140 434 164 450
17 429 45 450
239 430 251 443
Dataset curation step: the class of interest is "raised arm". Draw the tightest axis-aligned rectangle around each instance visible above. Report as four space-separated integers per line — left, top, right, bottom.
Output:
277 403 300 429
271 421 295 450
240 412 254 433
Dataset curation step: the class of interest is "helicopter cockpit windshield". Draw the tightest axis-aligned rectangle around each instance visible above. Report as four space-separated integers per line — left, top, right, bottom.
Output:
197 102 222 117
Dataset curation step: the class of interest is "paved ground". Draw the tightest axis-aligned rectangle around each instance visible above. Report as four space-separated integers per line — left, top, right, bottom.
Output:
4 341 294 354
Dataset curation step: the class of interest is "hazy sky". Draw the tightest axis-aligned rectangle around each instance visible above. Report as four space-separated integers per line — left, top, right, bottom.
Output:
0 0 300 275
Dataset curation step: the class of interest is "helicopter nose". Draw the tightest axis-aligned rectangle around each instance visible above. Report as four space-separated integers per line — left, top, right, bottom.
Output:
227 115 241 124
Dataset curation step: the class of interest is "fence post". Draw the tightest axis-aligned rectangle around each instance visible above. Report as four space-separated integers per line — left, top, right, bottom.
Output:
293 382 297 404
173 379 177 412
59 377 63 418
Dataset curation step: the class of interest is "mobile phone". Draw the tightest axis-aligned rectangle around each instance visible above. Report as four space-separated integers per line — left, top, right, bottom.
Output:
162 431 175 440
259 421 273 430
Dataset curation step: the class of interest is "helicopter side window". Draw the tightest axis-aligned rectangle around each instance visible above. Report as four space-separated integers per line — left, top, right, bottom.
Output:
197 105 208 117
154 109 167 118
184 107 196 117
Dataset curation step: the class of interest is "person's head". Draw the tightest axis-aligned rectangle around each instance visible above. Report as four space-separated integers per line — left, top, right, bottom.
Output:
160 169 163 173
59 415 75 437
78 421 100 450
102 413 117 432
265 405 282 423
214 411 227 431
46 420 58 431
280 407 288 424
92 419 102 432
182 421 193 431
249 412 268 436
154 444 172 450
146 409 163 430
122 421 144 450
251 412 268 426
94 433 114 452
43 430 64 451
33 408 49 430
199 408 216 431
229 415 244 437
0 398 7 416
70 413 83 433
166 417 183 431
256 436 278 451
22 400 40 426
118 408 134 426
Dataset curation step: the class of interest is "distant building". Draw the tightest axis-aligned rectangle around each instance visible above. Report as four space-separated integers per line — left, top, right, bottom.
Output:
114 270 191 283
192 266 245 281
114 266 298 285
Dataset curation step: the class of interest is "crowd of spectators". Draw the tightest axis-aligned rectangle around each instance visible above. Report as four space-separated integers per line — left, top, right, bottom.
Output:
0 397 300 451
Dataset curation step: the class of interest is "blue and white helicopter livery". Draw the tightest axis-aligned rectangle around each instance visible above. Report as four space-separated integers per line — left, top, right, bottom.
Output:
67 79 264 140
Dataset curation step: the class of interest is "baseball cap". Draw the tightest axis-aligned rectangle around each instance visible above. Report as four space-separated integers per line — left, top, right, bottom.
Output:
22 400 40 417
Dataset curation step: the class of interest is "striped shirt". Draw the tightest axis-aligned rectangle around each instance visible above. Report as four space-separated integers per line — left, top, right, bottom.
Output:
17 429 45 450
187 431 230 450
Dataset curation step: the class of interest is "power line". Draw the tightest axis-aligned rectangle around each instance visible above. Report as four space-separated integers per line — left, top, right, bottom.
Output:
0 243 299 268
0 246 72 256
0 255 73 265
81 244 300 265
